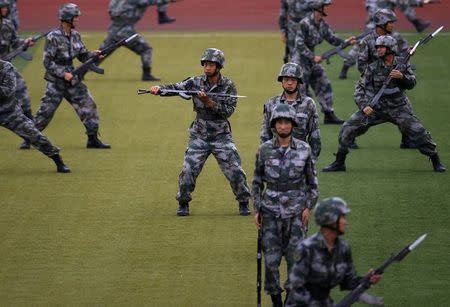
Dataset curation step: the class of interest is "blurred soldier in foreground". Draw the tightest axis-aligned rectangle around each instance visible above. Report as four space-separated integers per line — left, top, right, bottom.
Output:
260 62 321 160
33 3 111 149
149 48 251 216
0 59 70 173
252 104 318 306
157 2 175 24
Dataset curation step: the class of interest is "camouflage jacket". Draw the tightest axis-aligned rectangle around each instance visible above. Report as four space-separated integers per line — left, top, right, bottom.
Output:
159 74 239 139
43 27 95 83
8 0 19 30
355 57 416 110
357 30 409 74
279 0 311 33
0 17 23 58
251 137 318 218
0 60 17 115
285 232 362 307
292 13 344 65
109 0 169 25
259 91 321 159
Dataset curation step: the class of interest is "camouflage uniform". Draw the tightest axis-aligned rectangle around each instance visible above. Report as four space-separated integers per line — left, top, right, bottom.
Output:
0 16 32 120
382 0 431 32
33 27 101 136
279 0 311 62
0 60 59 157
338 57 437 157
291 13 344 113
100 0 168 75
252 105 318 295
159 75 251 205
284 231 362 307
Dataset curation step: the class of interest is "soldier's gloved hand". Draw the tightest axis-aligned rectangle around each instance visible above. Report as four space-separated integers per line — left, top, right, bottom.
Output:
25 37 35 47
149 86 161 95
363 106 374 115
255 212 262 230
346 36 357 45
368 268 382 284
64 72 74 81
198 91 214 108
389 69 403 79
94 50 105 60
314 55 322 64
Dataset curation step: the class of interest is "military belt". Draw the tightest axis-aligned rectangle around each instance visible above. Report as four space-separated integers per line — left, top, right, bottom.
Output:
305 283 331 301
266 182 302 192
55 60 73 67
195 113 224 121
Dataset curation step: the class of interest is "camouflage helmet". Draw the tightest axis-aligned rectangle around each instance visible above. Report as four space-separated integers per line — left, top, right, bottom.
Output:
270 104 298 128
375 35 398 55
314 197 350 226
201 48 225 68
0 0 9 8
277 62 303 83
59 3 81 22
373 8 397 26
308 0 332 10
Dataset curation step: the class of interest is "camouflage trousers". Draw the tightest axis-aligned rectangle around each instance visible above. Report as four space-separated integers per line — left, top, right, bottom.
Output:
261 209 306 295
34 80 100 135
15 70 33 119
1 107 59 157
157 3 168 12
285 288 335 307
396 4 418 23
176 134 251 203
337 104 437 156
300 62 334 113
100 23 152 68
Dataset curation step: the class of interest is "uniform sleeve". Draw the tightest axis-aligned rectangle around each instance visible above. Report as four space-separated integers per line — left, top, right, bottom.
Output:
10 26 24 49
324 23 345 47
259 103 273 144
0 64 17 99
76 38 95 63
306 102 321 159
43 36 67 78
396 34 409 57
294 23 315 62
304 149 318 210
357 38 370 74
251 148 265 212
209 82 237 118
396 62 416 90
159 77 195 94
279 0 288 33
339 248 363 291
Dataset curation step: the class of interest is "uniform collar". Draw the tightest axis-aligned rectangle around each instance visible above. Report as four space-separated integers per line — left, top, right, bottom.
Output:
271 136 297 150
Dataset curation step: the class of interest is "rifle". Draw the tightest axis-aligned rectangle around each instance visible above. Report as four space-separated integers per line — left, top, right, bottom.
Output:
71 33 139 81
2 31 49 62
321 30 371 64
256 229 262 307
368 26 443 110
335 234 427 307
137 89 247 100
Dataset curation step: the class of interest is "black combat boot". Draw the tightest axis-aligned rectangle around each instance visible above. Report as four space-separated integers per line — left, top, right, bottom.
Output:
87 134 111 149
142 66 161 81
338 63 351 79
158 11 176 24
50 154 71 173
177 202 189 216
322 152 347 172
19 140 31 149
430 154 446 172
238 201 251 216
270 293 283 307
412 19 431 33
324 111 344 124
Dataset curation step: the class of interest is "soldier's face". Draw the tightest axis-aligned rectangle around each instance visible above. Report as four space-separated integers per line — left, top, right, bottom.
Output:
72 16 79 28
275 118 293 138
338 215 348 234
385 21 394 33
0 7 8 17
376 45 387 57
282 77 298 94
203 61 219 77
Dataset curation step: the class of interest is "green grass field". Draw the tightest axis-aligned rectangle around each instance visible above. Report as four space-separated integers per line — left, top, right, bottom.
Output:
1 32 449 306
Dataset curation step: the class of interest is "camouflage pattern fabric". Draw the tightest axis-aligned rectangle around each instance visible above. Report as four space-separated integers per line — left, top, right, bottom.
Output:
251 137 318 217
159 74 250 203
291 13 344 113
284 232 362 307
0 17 32 118
279 0 311 61
34 27 100 135
259 92 321 159
7 0 19 30
157 3 168 13
336 57 437 156
0 60 59 156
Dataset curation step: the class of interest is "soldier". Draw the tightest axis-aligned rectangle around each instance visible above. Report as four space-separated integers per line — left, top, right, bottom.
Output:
322 36 446 173
33 3 111 149
99 0 167 81
279 0 311 63
284 197 382 307
149 48 251 216
157 3 175 24
385 0 432 33
291 0 356 124
0 60 70 173
252 103 318 307
0 0 36 149
260 62 321 160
